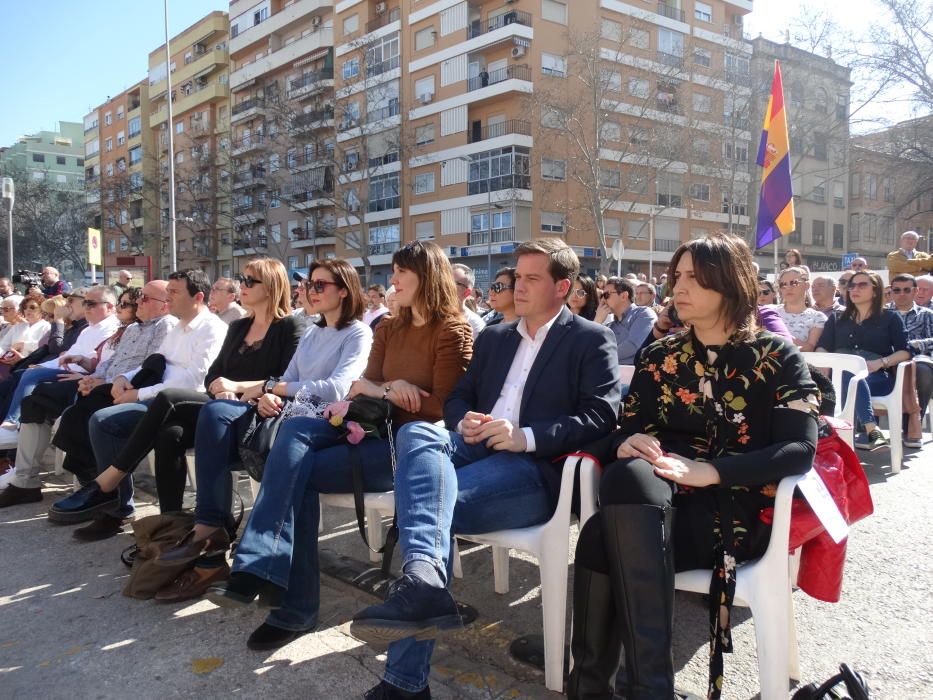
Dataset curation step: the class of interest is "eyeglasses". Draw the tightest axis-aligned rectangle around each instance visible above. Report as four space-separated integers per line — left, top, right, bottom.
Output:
140 294 168 304
891 286 915 294
847 281 871 290
82 299 105 308
304 279 340 294
573 288 588 298
601 290 624 300
238 275 263 288
489 282 514 294
118 301 138 309
778 279 805 289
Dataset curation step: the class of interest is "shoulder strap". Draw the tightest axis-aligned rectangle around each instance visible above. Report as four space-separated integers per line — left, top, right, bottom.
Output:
349 446 397 578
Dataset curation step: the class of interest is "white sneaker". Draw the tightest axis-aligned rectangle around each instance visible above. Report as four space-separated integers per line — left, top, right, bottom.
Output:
0 425 18 450
0 465 15 491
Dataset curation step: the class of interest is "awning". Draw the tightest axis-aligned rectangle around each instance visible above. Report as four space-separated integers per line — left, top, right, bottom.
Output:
293 48 330 68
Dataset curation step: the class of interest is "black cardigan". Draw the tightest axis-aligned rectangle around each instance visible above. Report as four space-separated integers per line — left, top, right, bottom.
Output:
204 315 302 392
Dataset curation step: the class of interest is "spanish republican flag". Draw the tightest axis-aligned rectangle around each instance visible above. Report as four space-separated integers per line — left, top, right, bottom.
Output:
755 60 795 249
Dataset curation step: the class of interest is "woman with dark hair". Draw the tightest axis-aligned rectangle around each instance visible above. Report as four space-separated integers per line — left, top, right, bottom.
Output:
568 234 819 700
568 273 599 320
151 259 373 602
485 267 517 326
785 248 803 267
816 270 910 450
757 278 777 306
204 241 473 652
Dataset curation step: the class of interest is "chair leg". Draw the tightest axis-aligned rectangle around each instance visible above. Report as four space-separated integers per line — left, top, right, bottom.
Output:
366 507 384 563
888 407 903 473
451 538 463 580
788 593 801 681
538 547 570 693
492 546 510 594
747 586 791 700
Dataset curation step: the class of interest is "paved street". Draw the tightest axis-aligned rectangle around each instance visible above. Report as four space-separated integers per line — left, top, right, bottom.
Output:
0 436 929 699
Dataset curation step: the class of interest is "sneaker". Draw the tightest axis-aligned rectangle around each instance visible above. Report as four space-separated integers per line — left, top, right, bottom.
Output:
903 436 924 449
363 681 431 700
855 429 889 451
350 573 463 649
0 465 15 492
47 481 118 524
0 426 19 450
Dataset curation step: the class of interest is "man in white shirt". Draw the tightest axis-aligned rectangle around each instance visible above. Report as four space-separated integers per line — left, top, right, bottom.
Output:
42 270 227 523
350 239 621 698
451 263 486 339
362 284 391 328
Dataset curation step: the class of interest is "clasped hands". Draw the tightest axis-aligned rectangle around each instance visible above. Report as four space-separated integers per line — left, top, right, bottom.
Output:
460 411 526 452
617 432 720 487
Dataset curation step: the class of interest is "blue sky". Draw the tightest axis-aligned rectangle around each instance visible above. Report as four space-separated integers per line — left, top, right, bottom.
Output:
0 0 227 145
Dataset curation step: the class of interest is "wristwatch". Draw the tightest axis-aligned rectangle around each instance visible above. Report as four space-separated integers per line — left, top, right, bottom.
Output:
263 377 279 394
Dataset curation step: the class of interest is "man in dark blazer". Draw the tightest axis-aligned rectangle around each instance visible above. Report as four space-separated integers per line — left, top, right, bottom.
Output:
352 239 621 700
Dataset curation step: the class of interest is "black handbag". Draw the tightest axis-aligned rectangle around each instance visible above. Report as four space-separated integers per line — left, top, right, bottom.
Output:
236 402 291 482
792 664 871 700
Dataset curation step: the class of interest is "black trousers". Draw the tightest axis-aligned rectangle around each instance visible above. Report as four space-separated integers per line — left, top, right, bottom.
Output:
53 383 119 484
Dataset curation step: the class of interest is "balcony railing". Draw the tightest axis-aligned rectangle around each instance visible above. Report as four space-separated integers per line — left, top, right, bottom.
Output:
368 150 399 169
468 174 531 196
653 238 680 252
367 99 400 122
467 64 531 92
367 196 400 213
656 2 685 22
468 227 516 246
468 119 532 143
288 68 334 93
468 10 533 39
369 241 401 256
235 235 268 249
288 187 334 204
233 132 265 149
366 54 400 78
292 107 334 128
232 98 264 116
234 169 265 186
366 6 401 33
656 50 684 68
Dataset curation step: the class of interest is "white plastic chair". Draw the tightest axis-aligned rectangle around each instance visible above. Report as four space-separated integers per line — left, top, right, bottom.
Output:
801 352 867 449
455 455 597 692
674 472 806 700
869 361 909 473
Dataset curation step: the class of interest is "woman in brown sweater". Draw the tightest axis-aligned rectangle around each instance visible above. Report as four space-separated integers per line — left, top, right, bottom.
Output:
205 240 473 651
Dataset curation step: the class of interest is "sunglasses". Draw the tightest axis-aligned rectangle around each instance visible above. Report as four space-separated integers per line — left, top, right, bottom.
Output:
778 279 805 289
847 281 871 290
239 275 263 288
573 288 588 298
759 288 774 295
304 279 340 294
140 294 168 304
891 286 914 294
118 301 138 309
489 282 514 294
82 299 106 308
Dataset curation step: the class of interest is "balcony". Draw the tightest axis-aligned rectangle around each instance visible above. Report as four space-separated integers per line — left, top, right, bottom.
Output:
149 83 228 128
234 235 268 250
149 45 228 98
233 168 266 189
656 2 685 22
292 107 334 131
468 119 531 144
468 227 516 246
467 64 531 92
287 186 334 210
231 132 266 157
366 99 400 122
368 150 399 169
233 205 265 225
230 28 334 90
653 238 681 252
369 241 400 256
231 97 266 124
287 68 335 100
468 173 530 196
366 6 401 34
656 51 685 69
367 54 400 78
367 195 400 214
230 0 331 53
468 10 533 39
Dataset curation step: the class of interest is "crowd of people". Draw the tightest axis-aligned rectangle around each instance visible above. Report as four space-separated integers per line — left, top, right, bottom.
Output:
0 232 927 700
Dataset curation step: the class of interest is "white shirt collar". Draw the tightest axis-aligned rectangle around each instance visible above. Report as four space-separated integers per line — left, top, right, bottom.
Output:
516 307 564 343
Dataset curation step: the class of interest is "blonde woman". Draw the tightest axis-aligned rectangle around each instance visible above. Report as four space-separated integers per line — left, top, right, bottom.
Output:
774 266 826 352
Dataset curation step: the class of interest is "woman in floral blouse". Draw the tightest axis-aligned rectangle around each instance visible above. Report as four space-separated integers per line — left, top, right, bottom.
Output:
568 234 820 700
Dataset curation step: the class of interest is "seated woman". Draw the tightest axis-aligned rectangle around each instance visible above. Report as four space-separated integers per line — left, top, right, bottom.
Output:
484 267 517 326
774 266 826 352
59 259 302 520
201 241 473 652
817 270 910 450
152 259 373 602
757 278 777 306
568 273 599 320
568 234 819 700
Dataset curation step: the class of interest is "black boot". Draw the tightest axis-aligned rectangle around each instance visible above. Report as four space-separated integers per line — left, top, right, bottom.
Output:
567 564 624 700
601 504 676 700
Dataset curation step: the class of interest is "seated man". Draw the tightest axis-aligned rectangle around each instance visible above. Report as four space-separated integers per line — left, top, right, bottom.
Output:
890 273 933 448
0 281 175 513
595 276 657 365
350 238 621 699
209 277 247 325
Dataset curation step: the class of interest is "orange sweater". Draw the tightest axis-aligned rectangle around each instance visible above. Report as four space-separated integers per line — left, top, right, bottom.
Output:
364 315 473 425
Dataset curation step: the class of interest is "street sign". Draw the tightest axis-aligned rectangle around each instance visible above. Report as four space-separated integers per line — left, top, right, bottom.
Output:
611 239 625 260
841 253 856 269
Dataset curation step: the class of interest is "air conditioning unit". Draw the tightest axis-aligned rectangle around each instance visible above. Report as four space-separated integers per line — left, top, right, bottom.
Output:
511 46 526 59
311 15 322 27
376 2 387 14
418 93 433 104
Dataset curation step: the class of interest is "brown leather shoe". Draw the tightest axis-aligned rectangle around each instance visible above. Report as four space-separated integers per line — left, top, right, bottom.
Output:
156 527 231 567
154 563 231 603
0 483 42 508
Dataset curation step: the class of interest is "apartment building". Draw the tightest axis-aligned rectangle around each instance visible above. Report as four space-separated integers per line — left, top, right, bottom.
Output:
83 83 162 283
148 11 232 278
848 115 933 267
0 122 85 193
747 37 852 274
227 0 337 277
329 0 755 286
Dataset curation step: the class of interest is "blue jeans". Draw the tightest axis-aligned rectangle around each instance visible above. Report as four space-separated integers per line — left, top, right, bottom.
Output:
88 400 152 518
843 370 896 430
232 417 395 631
193 399 252 527
5 367 68 424
383 421 553 693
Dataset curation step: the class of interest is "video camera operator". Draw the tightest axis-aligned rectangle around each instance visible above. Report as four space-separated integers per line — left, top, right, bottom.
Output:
40 267 70 298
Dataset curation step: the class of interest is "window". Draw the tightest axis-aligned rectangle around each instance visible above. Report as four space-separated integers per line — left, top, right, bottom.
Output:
541 211 565 233
416 123 435 145
601 168 621 189
129 146 142 165
692 93 712 113
689 183 711 201
627 219 649 240
832 223 844 249
692 139 710 157
657 29 684 62
541 106 566 128
343 13 359 36
656 173 683 208
833 181 845 208
811 183 826 203
107 238 116 253
882 177 894 202
32 153 46 163
604 218 622 238
55 155 66 165
629 78 649 99
270 190 280 208
812 134 827 160
600 121 621 141
105 138 113 152
120 210 128 224
128 116 141 138
722 187 748 216
725 53 750 76
56 174 67 184
472 210 512 236
693 48 711 67
120 237 129 251
468 146 531 194
415 26 435 51
175 121 184 134
175 151 184 164
724 141 748 163
368 173 400 212
106 163 114 176
117 131 125 146
600 19 622 43
601 70 622 92
77 158 83 166
813 87 829 114
866 174 877 200
541 158 566 181
369 221 401 255
416 220 435 240
695 1 713 22
542 53 566 78
414 172 435 195
116 106 124 120
414 75 435 100
835 94 847 121
812 219 826 246
343 57 360 80
849 214 860 242
104 112 112 125
630 27 649 49
542 0 568 23
850 172 861 198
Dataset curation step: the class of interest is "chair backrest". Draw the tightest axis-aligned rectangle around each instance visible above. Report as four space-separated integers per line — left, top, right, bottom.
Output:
619 365 636 385
801 352 868 420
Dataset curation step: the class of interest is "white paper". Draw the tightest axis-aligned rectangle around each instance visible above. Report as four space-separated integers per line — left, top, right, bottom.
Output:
798 469 850 544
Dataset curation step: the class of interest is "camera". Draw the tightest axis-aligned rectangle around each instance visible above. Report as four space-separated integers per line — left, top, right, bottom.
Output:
12 270 42 290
